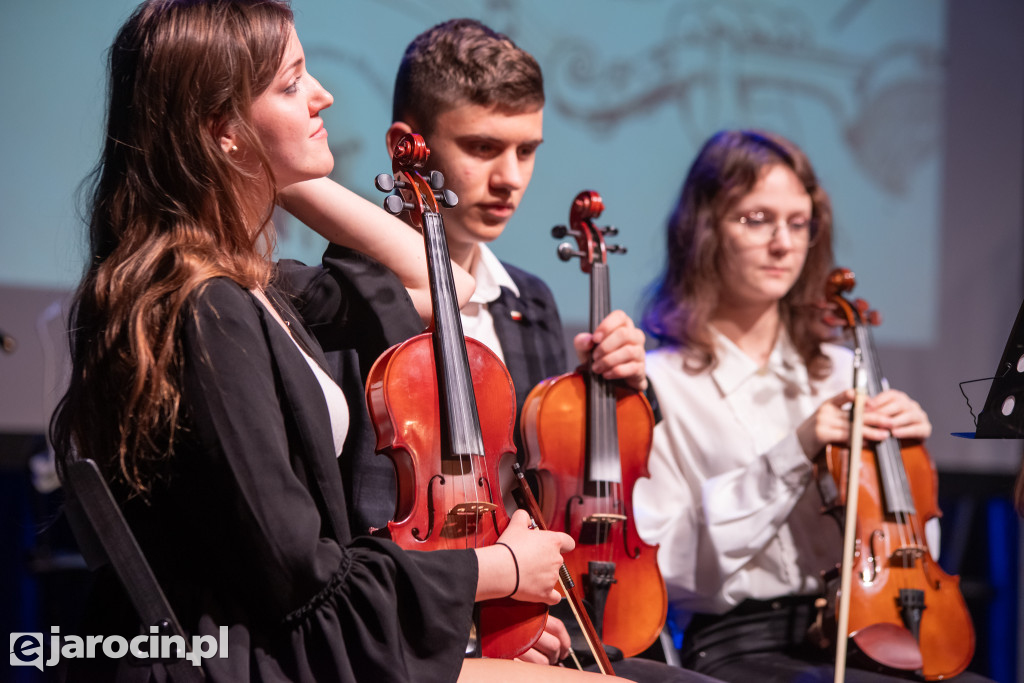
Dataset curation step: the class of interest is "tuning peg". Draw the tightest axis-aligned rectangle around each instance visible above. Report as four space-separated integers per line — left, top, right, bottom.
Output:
552 225 583 239
601 225 619 237
436 189 458 208
557 243 583 262
607 245 627 255
375 173 395 193
383 194 410 215
428 170 445 190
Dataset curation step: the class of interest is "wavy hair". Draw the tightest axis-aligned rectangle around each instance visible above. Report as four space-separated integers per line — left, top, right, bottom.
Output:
642 130 835 375
51 0 293 498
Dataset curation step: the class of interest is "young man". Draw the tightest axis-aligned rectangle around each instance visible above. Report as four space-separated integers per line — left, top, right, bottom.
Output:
387 19 649 418
284 18 719 681
302 18 648 543
356 18 720 682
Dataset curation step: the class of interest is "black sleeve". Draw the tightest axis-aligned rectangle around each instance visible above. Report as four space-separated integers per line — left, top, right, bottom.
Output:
276 244 424 375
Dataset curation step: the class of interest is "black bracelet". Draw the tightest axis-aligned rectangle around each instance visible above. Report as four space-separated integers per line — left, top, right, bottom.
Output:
495 541 519 598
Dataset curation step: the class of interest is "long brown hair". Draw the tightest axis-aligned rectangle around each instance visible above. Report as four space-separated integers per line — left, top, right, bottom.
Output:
51 0 293 498
642 130 835 374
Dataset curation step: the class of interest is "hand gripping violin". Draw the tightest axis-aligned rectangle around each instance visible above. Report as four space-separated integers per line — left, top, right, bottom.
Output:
365 133 547 659
520 190 666 657
815 267 975 680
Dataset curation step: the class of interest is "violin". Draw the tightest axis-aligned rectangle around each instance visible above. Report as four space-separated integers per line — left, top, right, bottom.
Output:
520 190 666 657
365 133 547 659
815 267 975 679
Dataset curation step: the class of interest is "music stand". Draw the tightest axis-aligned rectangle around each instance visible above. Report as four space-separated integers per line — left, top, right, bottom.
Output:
954 298 1024 439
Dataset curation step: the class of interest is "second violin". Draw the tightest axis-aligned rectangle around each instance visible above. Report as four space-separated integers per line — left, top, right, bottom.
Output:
521 191 667 657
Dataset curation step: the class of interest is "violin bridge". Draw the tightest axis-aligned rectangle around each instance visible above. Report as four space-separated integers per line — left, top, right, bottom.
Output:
450 502 499 516
889 545 926 567
577 514 627 545
584 513 627 523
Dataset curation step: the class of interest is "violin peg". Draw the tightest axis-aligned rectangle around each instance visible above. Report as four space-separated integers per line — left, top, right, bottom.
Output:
552 225 569 238
437 189 458 209
374 173 395 193
602 225 619 237
607 244 627 255
428 170 445 190
557 243 582 262
383 194 408 216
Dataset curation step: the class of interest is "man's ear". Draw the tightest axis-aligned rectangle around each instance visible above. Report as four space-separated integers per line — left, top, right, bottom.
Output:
385 121 414 158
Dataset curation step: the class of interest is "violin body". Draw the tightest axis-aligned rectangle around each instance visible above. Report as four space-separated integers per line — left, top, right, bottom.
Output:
816 267 975 679
818 441 974 679
367 335 546 659
523 371 665 657
367 335 516 547
819 440 970 675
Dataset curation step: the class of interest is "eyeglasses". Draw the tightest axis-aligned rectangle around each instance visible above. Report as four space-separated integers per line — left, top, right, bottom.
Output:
729 210 816 245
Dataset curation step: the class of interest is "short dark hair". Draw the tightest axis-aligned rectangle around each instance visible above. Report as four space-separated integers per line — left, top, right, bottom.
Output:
392 18 544 134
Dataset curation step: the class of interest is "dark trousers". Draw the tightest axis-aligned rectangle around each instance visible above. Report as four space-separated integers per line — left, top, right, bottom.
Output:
680 596 991 683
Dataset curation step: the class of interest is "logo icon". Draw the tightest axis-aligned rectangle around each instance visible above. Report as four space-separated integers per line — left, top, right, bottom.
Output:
10 633 44 671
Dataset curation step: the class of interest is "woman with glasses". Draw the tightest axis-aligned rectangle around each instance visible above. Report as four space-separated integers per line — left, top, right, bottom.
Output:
632 130 957 681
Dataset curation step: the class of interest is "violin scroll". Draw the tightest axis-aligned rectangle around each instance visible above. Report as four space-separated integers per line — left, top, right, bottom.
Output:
375 133 458 222
551 190 626 273
823 268 881 331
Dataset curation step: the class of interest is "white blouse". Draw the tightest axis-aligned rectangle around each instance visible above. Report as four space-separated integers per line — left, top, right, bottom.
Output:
252 289 349 457
634 329 851 619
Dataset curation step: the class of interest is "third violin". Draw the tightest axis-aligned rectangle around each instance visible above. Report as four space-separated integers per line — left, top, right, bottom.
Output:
521 190 667 657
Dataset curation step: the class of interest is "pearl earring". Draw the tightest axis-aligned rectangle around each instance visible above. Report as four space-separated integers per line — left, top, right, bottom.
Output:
229 144 238 154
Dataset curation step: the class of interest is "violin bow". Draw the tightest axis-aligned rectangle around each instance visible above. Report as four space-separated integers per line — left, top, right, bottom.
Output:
834 349 867 683
512 463 616 676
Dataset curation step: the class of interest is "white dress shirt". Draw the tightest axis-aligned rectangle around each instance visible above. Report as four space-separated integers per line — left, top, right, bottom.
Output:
634 328 851 619
459 244 520 363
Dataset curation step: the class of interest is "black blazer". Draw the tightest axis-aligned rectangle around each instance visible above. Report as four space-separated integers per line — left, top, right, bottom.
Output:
74 276 477 683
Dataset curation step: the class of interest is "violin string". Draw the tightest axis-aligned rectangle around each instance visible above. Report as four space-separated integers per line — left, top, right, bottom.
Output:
592 260 615 564
601 376 614 564
863 324 925 589
427 205 478 549
864 327 915 569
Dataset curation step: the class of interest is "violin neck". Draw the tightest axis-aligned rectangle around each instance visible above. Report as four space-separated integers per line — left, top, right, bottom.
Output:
585 261 623 485
423 211 485 457
853 324 915 515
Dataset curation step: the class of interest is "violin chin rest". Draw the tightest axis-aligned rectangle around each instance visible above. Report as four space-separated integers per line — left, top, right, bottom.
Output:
852 622 924 671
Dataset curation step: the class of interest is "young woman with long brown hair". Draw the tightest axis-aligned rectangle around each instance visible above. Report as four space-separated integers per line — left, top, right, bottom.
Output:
632 131 992 681
50 2 609 681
